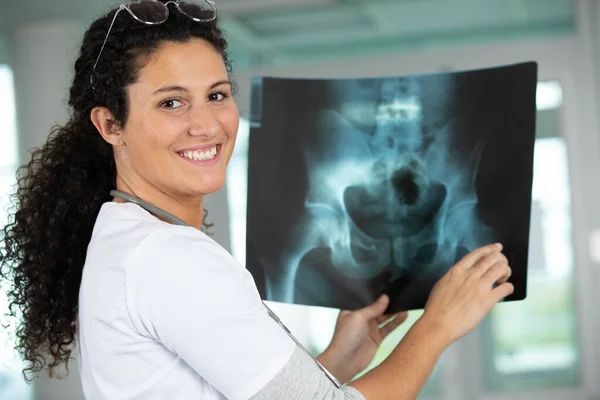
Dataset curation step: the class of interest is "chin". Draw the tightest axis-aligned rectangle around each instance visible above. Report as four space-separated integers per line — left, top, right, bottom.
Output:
196 178 226 196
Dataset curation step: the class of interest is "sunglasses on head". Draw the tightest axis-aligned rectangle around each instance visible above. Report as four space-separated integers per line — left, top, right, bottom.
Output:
90 0 217 88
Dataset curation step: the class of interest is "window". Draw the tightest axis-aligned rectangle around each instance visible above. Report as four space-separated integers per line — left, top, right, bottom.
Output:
227 117 250 263
0 65 33 400
482 81 580 392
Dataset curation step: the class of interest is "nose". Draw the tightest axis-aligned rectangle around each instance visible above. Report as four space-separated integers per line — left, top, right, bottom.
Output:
188 103 221 138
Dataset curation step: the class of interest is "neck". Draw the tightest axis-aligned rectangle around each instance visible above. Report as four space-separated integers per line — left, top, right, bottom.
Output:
114 177 205 230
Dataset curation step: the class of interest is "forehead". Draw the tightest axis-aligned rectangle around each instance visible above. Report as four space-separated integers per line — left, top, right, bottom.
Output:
133 38 228 88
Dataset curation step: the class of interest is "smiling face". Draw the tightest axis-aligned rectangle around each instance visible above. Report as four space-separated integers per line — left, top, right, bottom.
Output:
110 38 239 208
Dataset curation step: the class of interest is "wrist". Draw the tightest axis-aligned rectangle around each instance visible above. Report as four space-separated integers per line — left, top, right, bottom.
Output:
317 347 356 384
410 314 453 353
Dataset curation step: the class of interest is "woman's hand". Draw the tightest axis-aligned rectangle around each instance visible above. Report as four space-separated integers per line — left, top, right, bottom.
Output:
420 242 514 345
317 295 408 383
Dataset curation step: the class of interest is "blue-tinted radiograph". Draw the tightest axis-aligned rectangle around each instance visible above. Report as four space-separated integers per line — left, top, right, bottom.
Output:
246 62 537 312
279 76 494 308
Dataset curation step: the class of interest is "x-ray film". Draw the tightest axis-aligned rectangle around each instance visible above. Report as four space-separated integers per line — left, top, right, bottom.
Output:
246 62 537 312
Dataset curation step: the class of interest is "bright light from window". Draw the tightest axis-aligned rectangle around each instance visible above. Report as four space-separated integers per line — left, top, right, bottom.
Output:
536 81 563 111
0 66 17 168
0 65 33 399
226 117 250 265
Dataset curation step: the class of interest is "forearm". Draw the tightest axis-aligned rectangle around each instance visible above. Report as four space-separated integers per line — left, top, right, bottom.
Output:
347 317 448 400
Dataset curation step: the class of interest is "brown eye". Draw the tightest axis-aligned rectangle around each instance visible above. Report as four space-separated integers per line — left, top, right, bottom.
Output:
161 99 183 109
208 92 228 102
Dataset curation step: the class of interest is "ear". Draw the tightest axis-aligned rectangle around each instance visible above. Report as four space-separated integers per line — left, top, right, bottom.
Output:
90 106 124 146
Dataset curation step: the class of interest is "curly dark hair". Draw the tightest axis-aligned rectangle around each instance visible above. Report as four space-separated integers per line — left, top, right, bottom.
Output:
0 0 231 380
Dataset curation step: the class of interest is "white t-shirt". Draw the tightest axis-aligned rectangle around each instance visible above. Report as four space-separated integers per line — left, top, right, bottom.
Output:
77 202 296 400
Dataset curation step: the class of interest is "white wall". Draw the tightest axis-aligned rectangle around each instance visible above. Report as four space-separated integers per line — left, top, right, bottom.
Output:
0 35 7 66
232 35 579 115
6 20 84 165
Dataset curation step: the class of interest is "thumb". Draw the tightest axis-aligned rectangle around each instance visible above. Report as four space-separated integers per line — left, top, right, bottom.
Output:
360 294 390 319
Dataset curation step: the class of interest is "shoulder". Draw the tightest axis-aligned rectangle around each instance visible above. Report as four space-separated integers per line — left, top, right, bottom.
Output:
123 215 246 303
91 202 244 293
95 202 232 263
129 222 237 275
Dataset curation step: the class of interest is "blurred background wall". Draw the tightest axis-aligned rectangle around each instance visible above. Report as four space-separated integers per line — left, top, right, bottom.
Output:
1 0 600 399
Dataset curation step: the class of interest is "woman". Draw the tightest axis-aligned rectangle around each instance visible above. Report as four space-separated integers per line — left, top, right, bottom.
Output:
0 1 513 399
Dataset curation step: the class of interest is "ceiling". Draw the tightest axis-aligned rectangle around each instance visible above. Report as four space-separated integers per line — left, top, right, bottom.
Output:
0 0 577 70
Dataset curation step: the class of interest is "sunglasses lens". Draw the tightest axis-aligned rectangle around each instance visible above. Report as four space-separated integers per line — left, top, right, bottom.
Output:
128 1 168 23
178 1 217 21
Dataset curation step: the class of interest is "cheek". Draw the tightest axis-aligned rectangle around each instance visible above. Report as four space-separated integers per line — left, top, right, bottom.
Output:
221 107 240 140
126 117 183 160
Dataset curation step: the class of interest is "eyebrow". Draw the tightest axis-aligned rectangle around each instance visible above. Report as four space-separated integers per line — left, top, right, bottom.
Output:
152 80 232 95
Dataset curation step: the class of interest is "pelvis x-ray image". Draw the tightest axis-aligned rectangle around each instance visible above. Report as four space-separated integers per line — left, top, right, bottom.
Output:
246 62 537 312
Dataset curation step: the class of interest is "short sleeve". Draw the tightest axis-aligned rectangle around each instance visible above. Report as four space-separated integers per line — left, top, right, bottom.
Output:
124 228 296 400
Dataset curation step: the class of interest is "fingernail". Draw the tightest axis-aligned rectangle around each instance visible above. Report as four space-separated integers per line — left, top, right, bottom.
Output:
496 243 503 249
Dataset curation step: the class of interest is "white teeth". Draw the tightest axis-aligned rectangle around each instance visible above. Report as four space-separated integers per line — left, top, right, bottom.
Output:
179 146 218 161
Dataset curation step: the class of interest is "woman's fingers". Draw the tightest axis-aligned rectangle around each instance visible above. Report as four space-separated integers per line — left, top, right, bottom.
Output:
496 268 512 285
490 282 515 303
359 295 390 319
482 262 512 286
471 251 509 277
376 314 392 324
420 243 515 344
379 312 408 338
455 243 503 270
481 261 512 286
376 311 407 325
